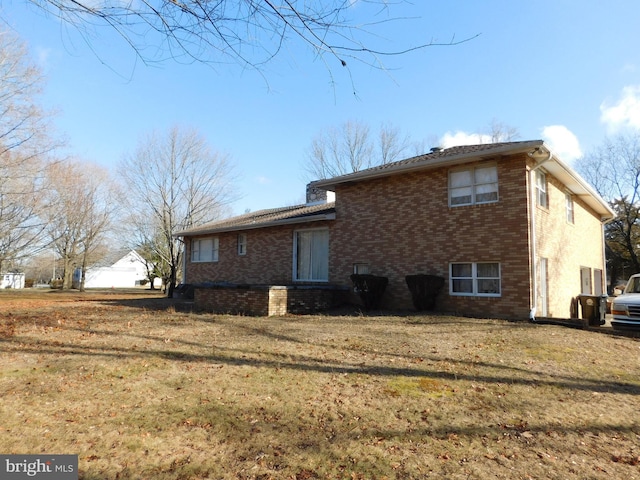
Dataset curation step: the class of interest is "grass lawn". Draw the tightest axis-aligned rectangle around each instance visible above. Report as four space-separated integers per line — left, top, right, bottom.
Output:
1 289 639 479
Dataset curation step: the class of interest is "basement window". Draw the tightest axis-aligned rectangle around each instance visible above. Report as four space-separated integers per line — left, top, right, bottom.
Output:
450 262 501 296
353 263 370 275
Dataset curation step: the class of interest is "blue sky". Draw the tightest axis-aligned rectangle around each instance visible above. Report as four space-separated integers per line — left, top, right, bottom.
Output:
3 1 640 214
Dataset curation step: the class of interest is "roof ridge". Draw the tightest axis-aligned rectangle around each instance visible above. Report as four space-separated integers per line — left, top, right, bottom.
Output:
311 140 545 188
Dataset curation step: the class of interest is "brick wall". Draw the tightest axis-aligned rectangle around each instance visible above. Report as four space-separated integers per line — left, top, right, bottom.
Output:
185 152 606 320
195 285 272 316
330 154 532 319
533 163 605 318
185 221 334 286
194 284 349 316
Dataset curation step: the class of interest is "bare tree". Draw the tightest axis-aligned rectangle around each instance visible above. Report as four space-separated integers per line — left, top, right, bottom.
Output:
486 119 520 143
0 30 57 159
575 133 640 287
43 162 85 289
76 168 118 291
43 161 115 289
119 125 237 297
575 133 640 202
136 239 164 290
21 250 57 285
25 1 475 75
0 152 46 273
0 29 59 272
379 122 414 165
303 120 415 180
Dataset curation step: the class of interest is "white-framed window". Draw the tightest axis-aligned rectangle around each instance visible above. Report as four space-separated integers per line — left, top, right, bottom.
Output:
580 266 592 295
449 164 498 207
450 262 501 296
536 170 548 208
594 269 603 295
191 237 219 263
565 193 574 223
293 228 329 282
237 233 247 256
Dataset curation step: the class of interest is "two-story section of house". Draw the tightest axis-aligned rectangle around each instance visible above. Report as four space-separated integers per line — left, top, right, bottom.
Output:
177 140 613 320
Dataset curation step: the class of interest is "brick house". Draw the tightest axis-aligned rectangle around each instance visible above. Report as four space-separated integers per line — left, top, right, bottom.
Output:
176 140 613 319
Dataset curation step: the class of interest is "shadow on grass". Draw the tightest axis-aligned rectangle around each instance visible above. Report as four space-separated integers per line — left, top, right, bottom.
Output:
71 397 640 480
4 293 640 397
2 328 639 397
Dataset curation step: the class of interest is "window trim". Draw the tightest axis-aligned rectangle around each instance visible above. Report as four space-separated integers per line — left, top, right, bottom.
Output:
535 170 548 209
237 233 247 256
594 268 603 295
191 237 219 263
580 266 592 295
293 227 329 282
565 192 574 224
449 164 499 207
450 262 501 297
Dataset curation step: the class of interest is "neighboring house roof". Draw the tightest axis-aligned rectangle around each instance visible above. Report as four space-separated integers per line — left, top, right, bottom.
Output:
311 140 614 220
89 249 139 268
175 202 336 237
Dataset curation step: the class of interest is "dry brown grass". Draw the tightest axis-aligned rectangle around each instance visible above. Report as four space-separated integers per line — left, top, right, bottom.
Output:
1 289 639 479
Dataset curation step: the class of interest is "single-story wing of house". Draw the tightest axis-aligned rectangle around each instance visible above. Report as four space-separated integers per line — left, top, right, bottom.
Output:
175 140 614 319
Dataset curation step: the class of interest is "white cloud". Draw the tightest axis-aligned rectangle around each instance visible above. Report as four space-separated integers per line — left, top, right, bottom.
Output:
541 125 582 163
439 131 491 148
256 176 271 185
438 127 583 163
33 46 54 72
600 85 640 132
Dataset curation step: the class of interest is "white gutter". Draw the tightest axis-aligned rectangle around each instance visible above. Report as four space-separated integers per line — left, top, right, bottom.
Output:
182 241 187 284
601 216 615 295
528 147 553 321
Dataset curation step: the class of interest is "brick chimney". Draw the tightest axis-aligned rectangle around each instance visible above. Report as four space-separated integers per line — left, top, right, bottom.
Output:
306 183 335 204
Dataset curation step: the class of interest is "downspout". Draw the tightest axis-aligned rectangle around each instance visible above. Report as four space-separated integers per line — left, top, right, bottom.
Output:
601 215 614 294
182 239 187 284
527 147 553 322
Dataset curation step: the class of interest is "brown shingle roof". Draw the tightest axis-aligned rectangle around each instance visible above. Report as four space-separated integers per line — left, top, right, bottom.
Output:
176 139 614 237
311 140 545 190
175 202 336 236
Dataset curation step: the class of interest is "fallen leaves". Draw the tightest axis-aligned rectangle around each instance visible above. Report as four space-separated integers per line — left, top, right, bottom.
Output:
612 454 640 465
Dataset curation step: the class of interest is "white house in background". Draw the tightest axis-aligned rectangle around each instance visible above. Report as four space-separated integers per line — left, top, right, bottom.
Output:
72 250 158 289
1 272 25 289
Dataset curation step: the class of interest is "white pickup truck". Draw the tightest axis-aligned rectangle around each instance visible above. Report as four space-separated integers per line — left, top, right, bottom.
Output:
610 274 640 330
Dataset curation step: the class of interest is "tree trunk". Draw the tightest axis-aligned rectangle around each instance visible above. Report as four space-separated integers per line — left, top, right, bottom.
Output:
63 267 72 289
79 258 86 292
167 264 176 298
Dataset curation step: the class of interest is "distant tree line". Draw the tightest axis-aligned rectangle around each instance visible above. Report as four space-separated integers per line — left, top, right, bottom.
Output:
0 27 237 295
